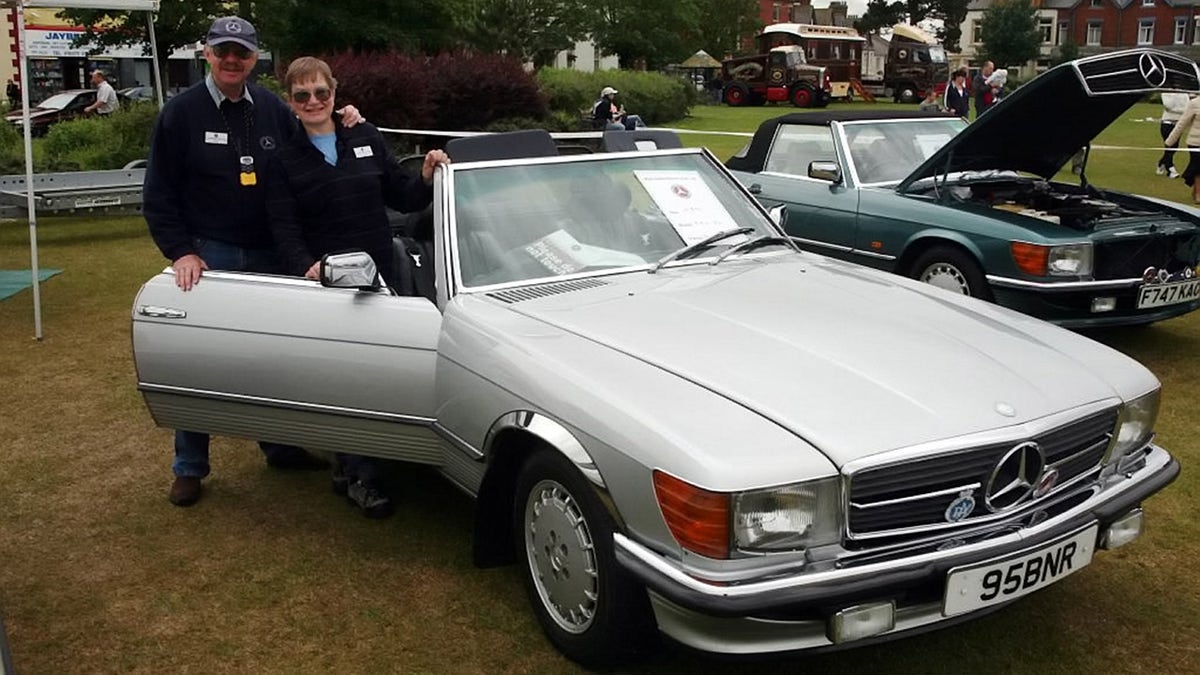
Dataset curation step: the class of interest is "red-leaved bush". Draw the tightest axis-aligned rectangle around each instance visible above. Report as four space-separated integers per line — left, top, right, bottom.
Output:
321 51 546 131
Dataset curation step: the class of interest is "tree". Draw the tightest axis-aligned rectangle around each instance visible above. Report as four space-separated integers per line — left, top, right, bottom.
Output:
58 2 227 88
460 0 592 69
689 0 761 60
852 0 969 51
980 0 1041 69
587 1 701 70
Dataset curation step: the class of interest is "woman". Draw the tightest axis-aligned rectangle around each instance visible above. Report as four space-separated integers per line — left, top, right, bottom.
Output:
266 56 449 517
1165 94 1200 204
945 68 969 118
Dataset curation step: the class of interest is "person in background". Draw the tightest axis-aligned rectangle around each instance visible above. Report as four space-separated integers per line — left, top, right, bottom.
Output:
1158 92 1189 178
592 86 645 131
266 56 449 518
143 16 364 507
83 70 119 116
983 68 1007 108
973 60 994 118
945 69 970 118
6 79 19 109
918 88 944 112
1165 94 1200 203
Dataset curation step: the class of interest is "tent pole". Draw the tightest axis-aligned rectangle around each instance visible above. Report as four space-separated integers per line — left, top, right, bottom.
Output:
146 10 164 108
16 1 42 341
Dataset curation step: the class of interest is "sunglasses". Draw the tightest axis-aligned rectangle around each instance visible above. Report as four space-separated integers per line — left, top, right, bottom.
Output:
212 43 253 60
290 87 332 104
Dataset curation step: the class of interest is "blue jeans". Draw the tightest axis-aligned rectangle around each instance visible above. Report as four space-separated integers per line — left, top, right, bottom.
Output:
172 237 303 478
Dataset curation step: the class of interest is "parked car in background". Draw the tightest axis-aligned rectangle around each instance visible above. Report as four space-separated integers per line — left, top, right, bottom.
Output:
117 85 156 103
4 89 96 135
132 132 1178 666
728 48 1200 327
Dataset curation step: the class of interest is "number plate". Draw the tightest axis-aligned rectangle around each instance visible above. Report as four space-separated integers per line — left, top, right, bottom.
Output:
1137 278 1200 309
942 524 1097 617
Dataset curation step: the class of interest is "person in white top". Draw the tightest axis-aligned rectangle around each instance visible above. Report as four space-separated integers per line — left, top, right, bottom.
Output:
1158 92 1189 178
84 70 119 116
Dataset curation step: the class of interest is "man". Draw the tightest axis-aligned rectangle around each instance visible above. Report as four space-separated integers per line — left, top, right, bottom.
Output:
592 86 645 131
84 70 118 116
143 16 361 507
973 61 994 118
6 79 18 110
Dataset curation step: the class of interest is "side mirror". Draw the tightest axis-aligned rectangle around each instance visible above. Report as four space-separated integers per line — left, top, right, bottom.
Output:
809 161 842 183
320 251 381 291
768 204 788 228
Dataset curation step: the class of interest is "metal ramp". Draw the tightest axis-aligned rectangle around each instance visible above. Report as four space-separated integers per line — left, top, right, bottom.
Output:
0 168 145 217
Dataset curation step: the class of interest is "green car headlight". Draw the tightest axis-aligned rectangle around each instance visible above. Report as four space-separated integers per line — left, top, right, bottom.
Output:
1107 389 1160 464
732 477 842 554
1047 243 1093 276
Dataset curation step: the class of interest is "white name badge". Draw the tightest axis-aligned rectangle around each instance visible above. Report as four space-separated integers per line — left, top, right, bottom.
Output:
353 145 374 158
205 131 228 145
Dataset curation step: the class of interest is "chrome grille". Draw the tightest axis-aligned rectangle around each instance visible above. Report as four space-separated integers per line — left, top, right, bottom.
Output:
1075 50 1200 95
1093 230 1200 280
847 408 1117 538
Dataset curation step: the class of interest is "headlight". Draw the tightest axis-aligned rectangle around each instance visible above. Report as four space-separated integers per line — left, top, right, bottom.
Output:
733 478 842 554
1010 242 1093 276
653 472 842 559
1106 389 1160 464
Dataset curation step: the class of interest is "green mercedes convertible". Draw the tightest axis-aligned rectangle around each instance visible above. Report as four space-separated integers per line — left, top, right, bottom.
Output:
728 48 1200 328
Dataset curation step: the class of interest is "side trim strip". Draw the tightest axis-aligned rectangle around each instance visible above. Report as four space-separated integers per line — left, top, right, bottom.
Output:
137 383 435 425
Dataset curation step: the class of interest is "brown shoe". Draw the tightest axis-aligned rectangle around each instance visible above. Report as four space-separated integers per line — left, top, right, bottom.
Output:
169 476 202 507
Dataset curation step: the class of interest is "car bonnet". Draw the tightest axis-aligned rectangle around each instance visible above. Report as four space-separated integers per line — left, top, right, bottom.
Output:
896 48 1200 191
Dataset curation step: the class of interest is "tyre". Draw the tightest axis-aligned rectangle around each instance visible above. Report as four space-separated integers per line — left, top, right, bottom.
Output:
895 85 917 104
791 85 813 108
513 450 656 667
723 83 748 106
910 246 993 301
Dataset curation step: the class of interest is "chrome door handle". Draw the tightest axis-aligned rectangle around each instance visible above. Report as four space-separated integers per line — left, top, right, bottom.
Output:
137 305 187 319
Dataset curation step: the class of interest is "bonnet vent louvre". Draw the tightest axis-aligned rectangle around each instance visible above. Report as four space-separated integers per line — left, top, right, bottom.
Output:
487 278 610 304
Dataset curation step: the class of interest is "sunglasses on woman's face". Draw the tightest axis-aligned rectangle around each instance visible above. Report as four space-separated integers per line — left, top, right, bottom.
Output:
291 87 332 104
212 43 253 60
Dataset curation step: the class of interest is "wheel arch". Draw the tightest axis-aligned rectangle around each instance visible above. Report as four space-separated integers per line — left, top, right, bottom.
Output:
471 410 612 568
896 233 987 277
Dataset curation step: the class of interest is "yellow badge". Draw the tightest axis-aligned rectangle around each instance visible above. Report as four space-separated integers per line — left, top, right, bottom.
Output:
240 171 257 186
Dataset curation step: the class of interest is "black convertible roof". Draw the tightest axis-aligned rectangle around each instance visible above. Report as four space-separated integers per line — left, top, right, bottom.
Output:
725 110 949 172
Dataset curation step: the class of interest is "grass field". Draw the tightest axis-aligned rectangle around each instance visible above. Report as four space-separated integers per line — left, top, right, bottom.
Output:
0 101 1198 674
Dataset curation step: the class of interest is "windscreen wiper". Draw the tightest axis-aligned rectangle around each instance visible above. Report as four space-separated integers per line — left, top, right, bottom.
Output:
709 235 801 266
649 227 755 273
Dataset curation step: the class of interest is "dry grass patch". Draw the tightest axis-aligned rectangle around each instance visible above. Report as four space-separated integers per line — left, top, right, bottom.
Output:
1 145 1198 675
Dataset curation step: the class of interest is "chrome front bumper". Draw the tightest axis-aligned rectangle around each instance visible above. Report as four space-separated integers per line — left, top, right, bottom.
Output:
615 446 1178 654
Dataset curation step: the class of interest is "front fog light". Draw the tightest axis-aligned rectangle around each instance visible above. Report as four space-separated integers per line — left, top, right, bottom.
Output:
1091 297 1116 313
828 601 896 644
1101 509 1143 550
733 477 841 553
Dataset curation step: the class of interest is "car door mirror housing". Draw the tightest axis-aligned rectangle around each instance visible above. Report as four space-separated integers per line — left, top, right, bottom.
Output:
768 204 788 227
320 251 381 291
809 161 841 183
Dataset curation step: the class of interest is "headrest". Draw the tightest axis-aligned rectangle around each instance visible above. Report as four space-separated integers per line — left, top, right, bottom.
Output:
446 129 558 163
602 129 683 152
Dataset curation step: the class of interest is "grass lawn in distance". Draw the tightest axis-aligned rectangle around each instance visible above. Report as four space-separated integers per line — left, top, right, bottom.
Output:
0 99 1198 672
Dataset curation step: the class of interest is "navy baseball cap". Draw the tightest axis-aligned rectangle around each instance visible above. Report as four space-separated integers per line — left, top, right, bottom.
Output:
206 16 258 52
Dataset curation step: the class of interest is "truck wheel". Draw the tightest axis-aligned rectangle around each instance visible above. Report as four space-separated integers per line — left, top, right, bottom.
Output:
791 85 813 108
514 450 656 667
910 246 993 301
895 85 917 104
723 83 748 106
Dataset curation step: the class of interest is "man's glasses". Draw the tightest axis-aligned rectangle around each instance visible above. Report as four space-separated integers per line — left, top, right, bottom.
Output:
290 87 332 104
213 43 253 60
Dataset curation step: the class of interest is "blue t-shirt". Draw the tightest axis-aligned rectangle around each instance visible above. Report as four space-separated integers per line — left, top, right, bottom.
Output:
310 133 337 166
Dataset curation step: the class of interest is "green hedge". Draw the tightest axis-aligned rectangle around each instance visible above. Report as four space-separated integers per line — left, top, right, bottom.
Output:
40 102 159 171
537 68 695 128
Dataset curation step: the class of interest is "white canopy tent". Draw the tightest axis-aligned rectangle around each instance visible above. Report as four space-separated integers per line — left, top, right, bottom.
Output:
13 0 162 340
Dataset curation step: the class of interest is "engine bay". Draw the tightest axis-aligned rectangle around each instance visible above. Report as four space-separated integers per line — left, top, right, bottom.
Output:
937 178 1170 230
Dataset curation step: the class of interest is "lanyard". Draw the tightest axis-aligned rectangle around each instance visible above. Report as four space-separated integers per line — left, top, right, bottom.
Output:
219 98 257 186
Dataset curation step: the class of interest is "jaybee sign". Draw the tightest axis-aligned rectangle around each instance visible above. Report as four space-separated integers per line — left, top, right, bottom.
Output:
24 28 146 58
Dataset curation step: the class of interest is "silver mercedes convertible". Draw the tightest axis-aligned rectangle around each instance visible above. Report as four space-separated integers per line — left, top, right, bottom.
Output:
131 132 1179 666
